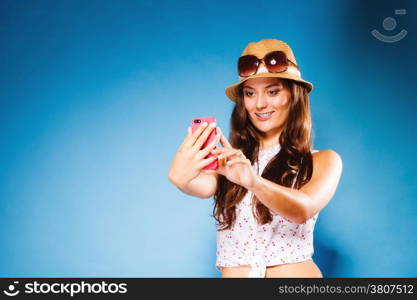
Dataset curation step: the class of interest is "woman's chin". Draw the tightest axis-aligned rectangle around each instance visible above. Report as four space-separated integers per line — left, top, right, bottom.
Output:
251 117 280 132
255 123 273 131
253 123 282 135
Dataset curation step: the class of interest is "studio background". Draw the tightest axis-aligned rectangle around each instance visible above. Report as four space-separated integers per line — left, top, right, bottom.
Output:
1 0 416 277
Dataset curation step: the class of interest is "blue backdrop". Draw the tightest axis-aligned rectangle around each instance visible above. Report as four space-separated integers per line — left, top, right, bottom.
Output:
1 0 416 277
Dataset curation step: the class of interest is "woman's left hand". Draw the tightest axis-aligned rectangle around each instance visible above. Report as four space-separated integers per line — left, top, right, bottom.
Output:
207 128 259 190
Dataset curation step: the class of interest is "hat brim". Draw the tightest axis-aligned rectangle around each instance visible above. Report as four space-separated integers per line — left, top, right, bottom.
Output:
225 73 313 102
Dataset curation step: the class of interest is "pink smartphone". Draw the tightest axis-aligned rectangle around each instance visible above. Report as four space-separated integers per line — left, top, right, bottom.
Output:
191 116 218 170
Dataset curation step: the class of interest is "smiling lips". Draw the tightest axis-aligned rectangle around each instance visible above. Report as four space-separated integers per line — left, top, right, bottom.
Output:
255 111 274 121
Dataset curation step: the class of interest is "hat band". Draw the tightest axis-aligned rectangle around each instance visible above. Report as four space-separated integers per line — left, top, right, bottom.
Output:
238 64 301 81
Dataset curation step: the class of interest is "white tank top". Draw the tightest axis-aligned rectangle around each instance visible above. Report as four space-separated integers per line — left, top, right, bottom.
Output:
215 144 319 277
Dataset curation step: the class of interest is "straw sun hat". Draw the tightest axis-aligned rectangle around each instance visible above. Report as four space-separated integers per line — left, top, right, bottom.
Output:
225 39 313 102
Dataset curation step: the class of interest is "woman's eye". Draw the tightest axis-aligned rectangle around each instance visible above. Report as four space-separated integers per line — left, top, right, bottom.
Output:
244 91 254 97
268 90 280 95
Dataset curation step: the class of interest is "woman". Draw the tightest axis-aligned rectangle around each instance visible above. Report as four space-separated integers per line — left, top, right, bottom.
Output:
168 39 343 278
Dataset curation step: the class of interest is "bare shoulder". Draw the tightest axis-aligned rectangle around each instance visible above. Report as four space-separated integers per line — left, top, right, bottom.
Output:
312 149 343 169
299 149 343 218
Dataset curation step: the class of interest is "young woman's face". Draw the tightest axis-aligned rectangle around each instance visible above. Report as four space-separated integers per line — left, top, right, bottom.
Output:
242 77 291 136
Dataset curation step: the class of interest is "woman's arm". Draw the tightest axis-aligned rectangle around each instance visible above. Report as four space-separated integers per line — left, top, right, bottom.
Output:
169 172 218 199
247 150 343 224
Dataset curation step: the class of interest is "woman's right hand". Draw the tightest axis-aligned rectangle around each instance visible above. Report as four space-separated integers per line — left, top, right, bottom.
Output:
168 122 220 188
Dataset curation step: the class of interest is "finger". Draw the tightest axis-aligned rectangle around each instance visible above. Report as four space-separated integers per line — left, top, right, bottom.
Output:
218 128 233 148
225 157 249 167
210 146 227 155
217 154 228 169
197 133 221 160
196 154 218 169
215 152 233 167
183 122 209 149
237 149 245 158
217 149 242 161
192 122 217 151
206 166 225 177
210 145 240 155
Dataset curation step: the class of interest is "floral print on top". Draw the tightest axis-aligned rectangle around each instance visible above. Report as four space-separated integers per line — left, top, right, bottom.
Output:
215 144 320 277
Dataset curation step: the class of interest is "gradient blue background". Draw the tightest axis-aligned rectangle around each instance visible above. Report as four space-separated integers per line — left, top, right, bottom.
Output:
1 0 416 277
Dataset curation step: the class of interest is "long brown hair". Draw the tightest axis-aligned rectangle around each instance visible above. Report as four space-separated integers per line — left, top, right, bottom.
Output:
213 78 315 231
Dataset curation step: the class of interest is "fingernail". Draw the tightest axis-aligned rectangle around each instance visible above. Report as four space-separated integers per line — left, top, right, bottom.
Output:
202 122 208 126
210 122 216 127
211 149 217 154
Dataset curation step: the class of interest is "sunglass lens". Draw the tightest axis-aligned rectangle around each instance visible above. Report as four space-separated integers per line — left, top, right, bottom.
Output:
238 55 259 77
264 51 288 72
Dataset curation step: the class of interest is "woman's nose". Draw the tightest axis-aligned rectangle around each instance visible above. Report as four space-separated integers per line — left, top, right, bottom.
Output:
256 94 268 109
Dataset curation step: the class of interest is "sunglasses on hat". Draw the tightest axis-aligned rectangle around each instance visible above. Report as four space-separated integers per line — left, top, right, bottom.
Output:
238 51 299 77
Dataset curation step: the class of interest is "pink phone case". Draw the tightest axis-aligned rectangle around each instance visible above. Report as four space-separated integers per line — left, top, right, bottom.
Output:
191 116 218 170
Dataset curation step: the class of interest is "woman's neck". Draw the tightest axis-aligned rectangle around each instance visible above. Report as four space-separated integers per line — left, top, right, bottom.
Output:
259 125 284 149
260 132 281 150
260 138 280 150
